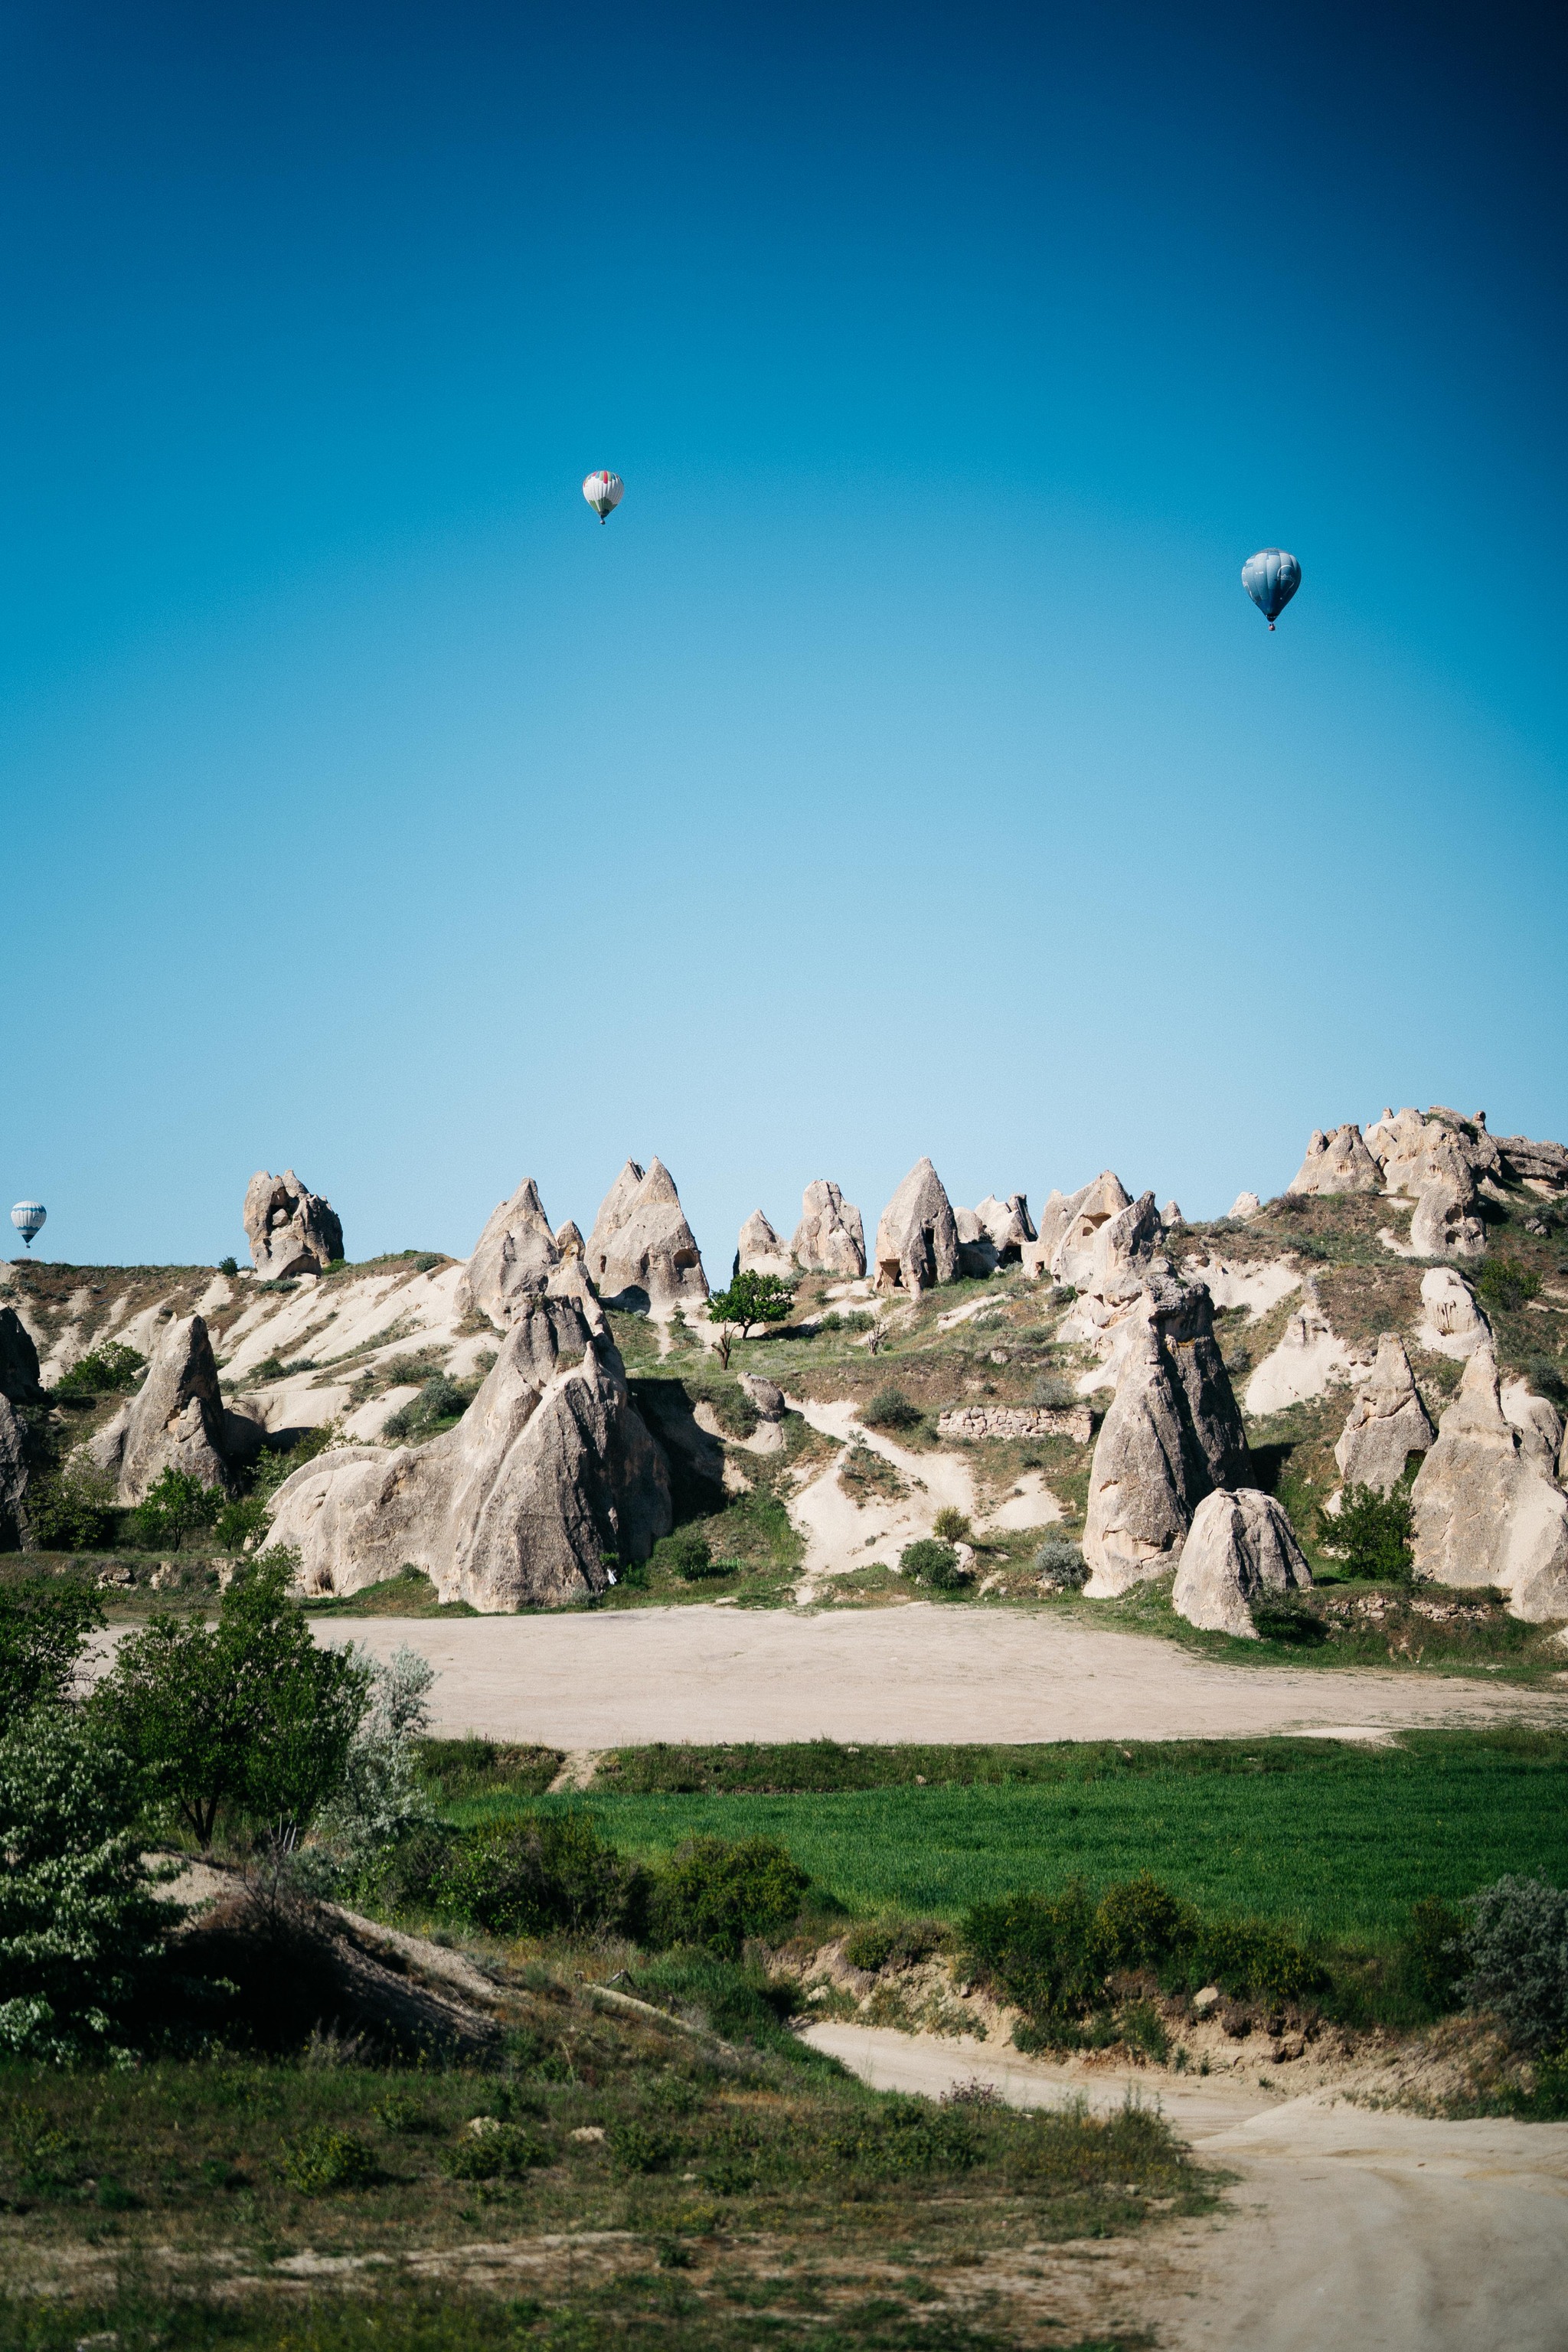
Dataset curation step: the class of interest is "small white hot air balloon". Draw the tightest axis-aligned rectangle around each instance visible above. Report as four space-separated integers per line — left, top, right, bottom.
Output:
11 1201 46 1250
582 469 624 524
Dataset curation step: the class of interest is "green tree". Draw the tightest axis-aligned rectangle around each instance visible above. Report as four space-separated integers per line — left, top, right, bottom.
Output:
27 1462 119 1550
128 1467 224 1551
0 1583 104 1733
52 1342 145 1400
95 1551 370 1850
0 1707 168 2063
706 1271 794 1367
1316 1482 1414 1581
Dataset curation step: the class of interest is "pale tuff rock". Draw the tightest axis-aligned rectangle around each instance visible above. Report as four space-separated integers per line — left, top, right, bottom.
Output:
0 1307 44 1547
1417 1266 1493 1359
1228 1192 1263 1222
1081 1274 1251 1596
1162 1201 1184 1227
1184 1255 1302 1320
1501 1380 1565 1477
736 1210 795 1281
586 1158 708 1314
456 1178 560 1331
1410 1348 1568 1621
555 1220 585 1261
1492 1133 1568 1193
243 1169 344 1279
266 1295 672 1609
1172 1489 1312 1638
874 1159 960 1293
737 1372 786 1421
790 1181 867 1279
1056 1193 1165 1360
1288 1124 1382 1196
1334 1335 1436 1494
1244 1296 1359 1416
937 1403 1094 1444
955 1193 1037 1277
89 1313 246 1504
1366 1106 1497 1256
1040 1172 1134 1289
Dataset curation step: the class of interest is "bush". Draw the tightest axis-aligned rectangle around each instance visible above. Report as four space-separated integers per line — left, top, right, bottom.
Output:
1029 1374 1079 1410
127 1467 224 1552
52 1344 145 1400
1317 1482 1413 1582
1252 1598 1328 1645
1524 1357 1568 1410
1476 1256 1541 1313
861 1387 924 1433
841 1916 949 1972
1460 1875 1568 2053
607 2119 676 2175
1193 1915 1325 2005
962 1883 1106 2027
28 1462 119 1550
1095 1873 1194 1973
649 1834 810 1958
1397 1897 1467 2011
279 2127 380 2194
382 1374 470 1442
296 1645 435 1893
440 1811 642 1937
931 1506 971 1544
653 1526 725 1581
900 1538 965 1589
0 1707 168 2063
1032 1537 1086 1590
442 2120 548 2180
218 1256 239 1277
0 1583 104 1733
825 2092 978 2178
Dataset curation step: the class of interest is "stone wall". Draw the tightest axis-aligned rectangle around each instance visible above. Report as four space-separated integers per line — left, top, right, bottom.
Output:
936 1403 1094 1444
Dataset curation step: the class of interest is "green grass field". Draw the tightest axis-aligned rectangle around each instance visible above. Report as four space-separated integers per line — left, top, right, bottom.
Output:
436 1732 1568 1952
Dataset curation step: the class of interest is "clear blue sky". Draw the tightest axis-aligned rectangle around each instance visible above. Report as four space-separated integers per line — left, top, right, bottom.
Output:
4 1 1565 1269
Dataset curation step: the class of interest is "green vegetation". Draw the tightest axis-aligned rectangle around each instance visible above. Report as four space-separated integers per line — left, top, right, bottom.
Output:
51 1341 145 1399
127 1465 224 1550
900 1537 965 1589
705 1269 795 1365
861 1385 925 1432
1476 1253 1542 1313
382 1372 473 1442
0 1581 103 1730
1316 1481 1415 1581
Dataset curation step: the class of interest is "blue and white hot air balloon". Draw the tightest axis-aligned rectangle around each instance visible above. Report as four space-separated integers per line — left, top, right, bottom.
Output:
10 1201 45 1249
1242 548 1302 630
582 469 624 524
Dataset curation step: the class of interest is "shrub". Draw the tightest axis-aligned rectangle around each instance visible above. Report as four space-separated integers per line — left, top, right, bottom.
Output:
649 1834 810 1958
1029 1374 1079 1410
861 1387 924 1432
280 2127 380 2194
218 1256 239 1277
607 2119 677 2174
0 1707 168 2063
1524 1356 1568 1410
825 2092 978 2178
900 1538 964 1589
296 1645 436 1893
0 1583 104 1732
1316 1482 1413 1582
1095 1873 1194 1973
653 1526 724 1581
1032 1537 1086 1590
841 1916 949 1972
442 2120 548 2180
28 1462 119 1550
52 1343 145 1400
1193 1916 1325 2005
127 1467 224 1552
382 1374 469 1442
1397 1897 1467 2011
1476 1255 1541 1313
1252 1598 1328 1645
1460 1875 1568 2053
441 1811 642 1937
962 1883 1106 2027
931 1506 971 1544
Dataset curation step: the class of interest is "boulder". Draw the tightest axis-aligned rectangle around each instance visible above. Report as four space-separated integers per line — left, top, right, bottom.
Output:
90 1313 235 1504
1501 1380 1565 1477
586 1159 708 1314
790 1180 866 1279
873 1160 960 1293
1410 1348 1568 1621
1288 1124 1382 1196
456 1178 560 1331
736 1210 795 1280
1334 1335 1436 1494
1417 1266 1493 1358
266 1295 672 1609
0 1307 44 1547
737 1372 786 1422
1081 1274 1251 1596
243 1169 343 1279
1172 1489 1312 1638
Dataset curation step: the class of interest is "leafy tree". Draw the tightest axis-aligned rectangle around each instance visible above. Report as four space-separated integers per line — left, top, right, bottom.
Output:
1316 1482 1414 1582
0 1583 104 1733
295 1645 436 1891
218 1256 239 1277
648 1834 810 1957
128 1467 224 1551
705 1271 794 1367
900 1537 965 1589
1461 1875 1568 2053
0 1706 168 2063
26 1462 118 1550
52 1343 145 1400
94 1550 370 1850
1476 1255 1541 1315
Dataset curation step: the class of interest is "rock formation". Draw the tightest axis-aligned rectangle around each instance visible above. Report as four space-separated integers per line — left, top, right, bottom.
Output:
586 1159 708 1314
1334 1335 1436 1494
1492 1133 1568 1194
555 1220 584 1261
873 1160 960 1293
737 1372 786 1422
456 1178 560 1331
1056 1193 1164 1361
243 1170 343 1279
266 1294 672 1609
736 1210 795 1280
1228 1192 1263 1222
1081 1274 1251 1596
1410 1348 1568 1621
1288 1124 1382 1196
88 1313 256 1503
1026 1173 1132 1287
790 1181 866 1279
1417 1266 1492 1358
975 1194 1036 1261
1501 1380 1565 1477
1364 1109 1492 1257
1171 1489 1312 1638
1162 1201 1184 1227
0 1307 44 1547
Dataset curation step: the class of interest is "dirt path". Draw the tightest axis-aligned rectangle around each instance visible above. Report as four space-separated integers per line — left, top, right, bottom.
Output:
803 2023 1568 2351
292 1606 1568 1745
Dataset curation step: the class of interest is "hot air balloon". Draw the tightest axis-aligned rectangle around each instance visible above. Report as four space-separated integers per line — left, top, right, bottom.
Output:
1242 548 1302 630
10 1201 45 1249
582 469 624 524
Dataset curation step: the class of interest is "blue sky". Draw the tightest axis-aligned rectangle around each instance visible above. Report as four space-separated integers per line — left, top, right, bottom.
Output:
3 1 1565 1269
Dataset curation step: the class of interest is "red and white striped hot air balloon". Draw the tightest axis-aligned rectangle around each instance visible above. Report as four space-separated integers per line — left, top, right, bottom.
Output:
582 469 624 524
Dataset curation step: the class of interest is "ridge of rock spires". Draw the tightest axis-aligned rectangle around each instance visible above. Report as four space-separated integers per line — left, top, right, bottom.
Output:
873 1159 960 1293
1287 1123 1382 1196
790 1181 866 1279
0 1306 44 1547
88 1312 262 1503
1171 1489 1312 1638
586 1158 708 1315
955 1194 1037 1277
1081 1272 1251 1597
456 1178 560 1331
266 1292 672 1609
243 1169 343 1279
1024 1172 1132 1285
735 1210 795 1280
1334 1334 1436 1494
1410 1345 1568 1621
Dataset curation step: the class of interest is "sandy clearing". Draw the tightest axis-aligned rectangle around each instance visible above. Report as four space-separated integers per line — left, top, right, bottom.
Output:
785 1396 982 1579
294 1605 1568 1745
805 2023 1568 2352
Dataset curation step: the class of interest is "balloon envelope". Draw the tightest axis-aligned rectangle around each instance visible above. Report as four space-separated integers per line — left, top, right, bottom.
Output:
582 469 624 522
10 1200 46 1246
1242 548 1302 628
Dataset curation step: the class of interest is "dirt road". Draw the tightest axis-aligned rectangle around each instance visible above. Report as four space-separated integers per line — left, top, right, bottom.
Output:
804 2023 1568 2351
305 1604 1568 1745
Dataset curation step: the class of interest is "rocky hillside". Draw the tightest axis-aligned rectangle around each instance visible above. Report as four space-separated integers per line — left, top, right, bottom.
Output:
2 1106 1565 1631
